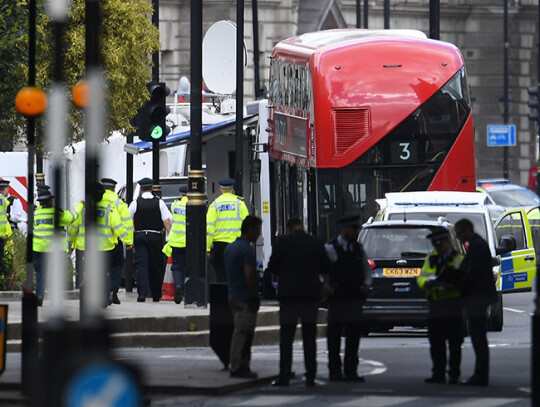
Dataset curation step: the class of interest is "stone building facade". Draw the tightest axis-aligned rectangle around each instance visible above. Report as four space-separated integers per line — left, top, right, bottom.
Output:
158 0 539 186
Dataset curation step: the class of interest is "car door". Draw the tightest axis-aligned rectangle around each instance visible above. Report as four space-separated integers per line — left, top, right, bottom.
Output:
494 209 536 292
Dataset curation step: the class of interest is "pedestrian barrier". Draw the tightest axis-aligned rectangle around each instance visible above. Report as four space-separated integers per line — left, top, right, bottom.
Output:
161 257 174 301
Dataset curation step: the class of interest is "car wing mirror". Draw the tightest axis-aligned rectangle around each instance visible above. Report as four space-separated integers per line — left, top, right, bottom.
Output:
496 235 517 255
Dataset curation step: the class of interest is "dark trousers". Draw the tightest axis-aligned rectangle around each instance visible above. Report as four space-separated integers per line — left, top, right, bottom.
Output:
278 299 319 382
0 237 5 276
427 315 463 379
109 243 124 293
134 233 165 300
229 299 258 373
327 299 363 377
74 249 84 288
33 251 46 299
171 247 186 287
210 241 229 283
466 306 490 382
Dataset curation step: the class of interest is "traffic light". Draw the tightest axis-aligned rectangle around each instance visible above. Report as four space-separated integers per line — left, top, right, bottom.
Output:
528 84 540 122
138 81 171 142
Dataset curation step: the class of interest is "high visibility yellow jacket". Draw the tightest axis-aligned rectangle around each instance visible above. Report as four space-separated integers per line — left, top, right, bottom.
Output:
417 249 464 300
206 192 249 252
102 189 134 246
68 200 130 251
33 206 76 252
0 195 12 239
169 196 188 248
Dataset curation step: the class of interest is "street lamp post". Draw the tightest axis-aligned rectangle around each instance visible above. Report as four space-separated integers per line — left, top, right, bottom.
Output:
503 0 510 179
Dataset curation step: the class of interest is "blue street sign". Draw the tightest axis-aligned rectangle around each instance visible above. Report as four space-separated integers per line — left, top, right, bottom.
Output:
487 124 516 147
64 362 140 407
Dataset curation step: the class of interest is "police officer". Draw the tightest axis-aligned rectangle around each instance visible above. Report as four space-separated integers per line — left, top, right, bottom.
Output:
167 184 188 304
324 215 371 382
33 189 77 306
0 180 12 279
417 229 464 384
101 177 134 305
207 178 249 282
69 183 132 306
454 218 494 386
129 177 172 302
0 179 26 232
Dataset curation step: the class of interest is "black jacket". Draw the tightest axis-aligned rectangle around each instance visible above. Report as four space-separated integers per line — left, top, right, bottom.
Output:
268 229 330 300
456 233 496 307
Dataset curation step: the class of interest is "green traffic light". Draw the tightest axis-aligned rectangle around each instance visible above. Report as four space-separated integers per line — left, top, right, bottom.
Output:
151 125 163 139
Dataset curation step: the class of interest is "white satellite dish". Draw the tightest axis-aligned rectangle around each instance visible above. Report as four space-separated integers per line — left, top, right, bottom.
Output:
202 20 246 95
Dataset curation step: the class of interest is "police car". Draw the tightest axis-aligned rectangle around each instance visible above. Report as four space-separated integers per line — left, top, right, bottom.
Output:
371 191 537 331
358 218 464 333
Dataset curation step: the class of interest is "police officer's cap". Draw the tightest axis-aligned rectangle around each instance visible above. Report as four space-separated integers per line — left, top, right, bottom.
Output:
426 229 450 245
179 185 188 194
36 191 53 201
336 215 361 228
0 180 9 189
219 178 235 188
138 177 154 187
101 178 117 187
36 183 50 192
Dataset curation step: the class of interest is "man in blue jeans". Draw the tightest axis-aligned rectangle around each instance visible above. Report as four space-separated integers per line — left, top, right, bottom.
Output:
224 215 262 378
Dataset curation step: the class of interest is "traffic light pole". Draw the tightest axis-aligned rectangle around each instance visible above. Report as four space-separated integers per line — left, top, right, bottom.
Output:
185 0 206 307
503 0 510 179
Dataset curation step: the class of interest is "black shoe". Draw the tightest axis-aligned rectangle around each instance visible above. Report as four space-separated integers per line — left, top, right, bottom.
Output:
230 370 258 379
153 297 160 303
461 376 488 386
329 374 344 382
111 292 121 305
272 379 289 387
344 374 365 382
305 379 316 387
174 285 184 304
36 297 43 307
425 376 445 384
448 376 459 384
137 296 146 302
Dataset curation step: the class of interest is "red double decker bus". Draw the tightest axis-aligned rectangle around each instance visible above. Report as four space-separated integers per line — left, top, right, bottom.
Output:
267 29 475 240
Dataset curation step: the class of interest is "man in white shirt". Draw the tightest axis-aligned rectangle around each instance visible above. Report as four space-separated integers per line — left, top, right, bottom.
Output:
128 177 172 302
0 179 26 233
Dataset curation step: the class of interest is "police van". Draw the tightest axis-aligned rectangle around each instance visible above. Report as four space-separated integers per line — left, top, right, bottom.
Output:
371 191 538 331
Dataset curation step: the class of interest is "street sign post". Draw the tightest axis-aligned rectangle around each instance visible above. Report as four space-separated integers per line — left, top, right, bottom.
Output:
487 124 516 147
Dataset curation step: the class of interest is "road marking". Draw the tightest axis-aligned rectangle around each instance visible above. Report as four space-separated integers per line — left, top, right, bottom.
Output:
504 307 525 313
333 396 417 406
235 395 315 406
441 398 520 407
360 359 387 376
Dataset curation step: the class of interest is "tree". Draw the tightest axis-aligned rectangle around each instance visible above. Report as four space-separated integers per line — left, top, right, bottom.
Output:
0 0 160 149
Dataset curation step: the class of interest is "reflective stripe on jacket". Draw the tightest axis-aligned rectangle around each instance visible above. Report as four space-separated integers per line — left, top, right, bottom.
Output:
417 249 464 300
68 200 130 251
102 190 134 246
0 195 12 239
33 207 75 252
169 196 188 248
206 192 249 252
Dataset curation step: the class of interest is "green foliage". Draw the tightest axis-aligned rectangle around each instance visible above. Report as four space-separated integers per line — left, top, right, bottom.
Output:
1 229 27 291
1 0 160 147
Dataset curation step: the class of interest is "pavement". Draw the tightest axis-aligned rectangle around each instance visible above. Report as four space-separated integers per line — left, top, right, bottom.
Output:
0 289 289 404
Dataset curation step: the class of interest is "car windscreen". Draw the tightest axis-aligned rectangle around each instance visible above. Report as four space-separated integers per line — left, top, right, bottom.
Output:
387 212 487 241
359 227 434 260
488 188 540 207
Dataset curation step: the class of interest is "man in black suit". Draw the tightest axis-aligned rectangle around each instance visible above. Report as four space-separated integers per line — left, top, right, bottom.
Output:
268 217 330 387
454 218 495 386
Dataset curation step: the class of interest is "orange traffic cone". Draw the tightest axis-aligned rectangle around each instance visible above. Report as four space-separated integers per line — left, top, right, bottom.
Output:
161 256 175 301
